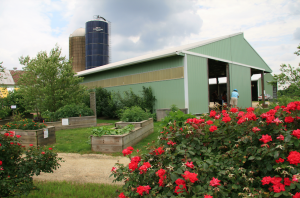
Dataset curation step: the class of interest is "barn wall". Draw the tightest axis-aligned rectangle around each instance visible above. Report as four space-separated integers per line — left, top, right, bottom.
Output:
187 55 209 114
229 64 252 108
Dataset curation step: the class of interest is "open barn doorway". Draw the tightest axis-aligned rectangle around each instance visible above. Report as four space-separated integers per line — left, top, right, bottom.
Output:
208 59 229 108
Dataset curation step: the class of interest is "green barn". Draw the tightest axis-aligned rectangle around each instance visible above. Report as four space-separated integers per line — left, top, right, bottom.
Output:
76 32 272 114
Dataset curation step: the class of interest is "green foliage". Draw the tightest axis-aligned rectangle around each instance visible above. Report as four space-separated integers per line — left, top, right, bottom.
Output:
5 89 27 115
0 105 10 119
120 106 152 122
91 124 135 138
0 132 62 197
160 110 196 128
0 119 46 130
111 101 300 197
273 44 300 97
269 95 300 109
42 103 94 122
18 45 86 117
169 104 180 113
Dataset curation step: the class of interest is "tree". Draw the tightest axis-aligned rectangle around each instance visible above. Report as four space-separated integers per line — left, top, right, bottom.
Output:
272 44 300 97
18 45 86 116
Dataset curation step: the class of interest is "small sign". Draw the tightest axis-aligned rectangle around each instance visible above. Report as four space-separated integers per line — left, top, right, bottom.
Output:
62 118 69 126
43 128 48 138
11 105 16 109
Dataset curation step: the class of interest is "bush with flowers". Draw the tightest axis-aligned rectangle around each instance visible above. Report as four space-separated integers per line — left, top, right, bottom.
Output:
0 118 46 130
0 131 62 197
111 101 300 197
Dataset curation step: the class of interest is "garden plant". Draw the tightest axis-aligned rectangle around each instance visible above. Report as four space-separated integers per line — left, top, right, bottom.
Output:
0 131 62 197
111 101 300 197
91 124 135 138
0 119 46 130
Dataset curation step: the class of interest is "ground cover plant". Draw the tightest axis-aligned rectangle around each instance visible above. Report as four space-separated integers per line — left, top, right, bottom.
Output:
111 101 300 197
91 124 135 138
20 181 122 198
120 106 152 122
0 131 62 197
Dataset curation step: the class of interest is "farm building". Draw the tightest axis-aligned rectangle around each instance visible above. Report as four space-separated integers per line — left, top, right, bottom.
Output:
251 73 276 101
76 32 272 114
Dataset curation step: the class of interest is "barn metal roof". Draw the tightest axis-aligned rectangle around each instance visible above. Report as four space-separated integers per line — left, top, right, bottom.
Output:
76 32 257 77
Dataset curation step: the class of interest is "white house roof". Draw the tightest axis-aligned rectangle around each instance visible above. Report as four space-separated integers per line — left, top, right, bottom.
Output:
76 32 243 77
0 69 15 85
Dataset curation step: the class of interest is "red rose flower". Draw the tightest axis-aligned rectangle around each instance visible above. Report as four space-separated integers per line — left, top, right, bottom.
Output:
287 151 300 165
275 158 284 163
136 185 151 196
206 120 213 125
209 125 218 132
16 135 21 138
118 192 127 198
10 142 14 145
128 162 138 171
214 114 221 119
272 183 285 193
285 116 294 123
167 140 176 146
122 148 133 156
277 135 284 141
252 127 261 133
111 167 117 172
156 169 166 178
230 108 238 113
0 161 2 166
259 134 272 143
29 144 33 146
210 110 216 117
293 192 300 198
174 179 187 195
246 107 254 112
284 178 292 186
261 176 272 185
292 129 300 139
182 171 198 183
41 152 45 154
210 177 221 187
49 147 53 150
222 117 231 123
185 161 194 169
154 147 165 155
131 156 141 163
204 195 213 198
4 133 9 137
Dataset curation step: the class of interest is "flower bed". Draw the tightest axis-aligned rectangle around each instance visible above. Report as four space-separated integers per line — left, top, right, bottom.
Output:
91 118 153 153
45 116 97 131
111 102 300 197
0 126 55 148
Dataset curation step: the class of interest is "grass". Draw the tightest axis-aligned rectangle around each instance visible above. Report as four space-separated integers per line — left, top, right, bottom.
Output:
20 181 122 198
45 119 162 156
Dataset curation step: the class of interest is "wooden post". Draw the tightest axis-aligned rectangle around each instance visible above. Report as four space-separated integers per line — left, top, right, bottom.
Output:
90 92 97 117
226 64 230 106
261 71 265 107
207 58 210 107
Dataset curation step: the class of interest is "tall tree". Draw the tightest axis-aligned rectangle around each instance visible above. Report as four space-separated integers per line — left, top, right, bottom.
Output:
18 45 86 116
272 44 300 96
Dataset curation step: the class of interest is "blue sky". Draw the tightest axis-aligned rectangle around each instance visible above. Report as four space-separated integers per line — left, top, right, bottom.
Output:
0 0 299 80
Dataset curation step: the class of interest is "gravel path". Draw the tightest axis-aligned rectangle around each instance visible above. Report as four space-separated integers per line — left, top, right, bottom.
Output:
33 153 130 185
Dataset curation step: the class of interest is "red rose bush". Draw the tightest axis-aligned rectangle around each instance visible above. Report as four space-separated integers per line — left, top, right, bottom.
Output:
111 101 300 197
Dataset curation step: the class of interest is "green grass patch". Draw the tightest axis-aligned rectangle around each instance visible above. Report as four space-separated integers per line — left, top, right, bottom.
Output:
20 181 121 198
44 119 162 156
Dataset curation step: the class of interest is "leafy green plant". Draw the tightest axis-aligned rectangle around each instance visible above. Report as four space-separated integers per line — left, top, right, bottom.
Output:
42 103 94 122
0 106 10 119
111 101 300 197
169 104 180 113
120 106 151 122
160 110 196 128
0 119 46 130
0 132 62 197
91 124 135 138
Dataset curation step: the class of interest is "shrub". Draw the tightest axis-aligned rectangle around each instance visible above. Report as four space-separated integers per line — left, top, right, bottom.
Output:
111 102 300 197
160 110 196 128
43 103 94 122
120 106 151 122
0 119 46 130
0 132 62 197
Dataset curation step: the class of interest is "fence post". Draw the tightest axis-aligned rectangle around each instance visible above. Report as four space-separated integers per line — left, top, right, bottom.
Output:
90 92 97 118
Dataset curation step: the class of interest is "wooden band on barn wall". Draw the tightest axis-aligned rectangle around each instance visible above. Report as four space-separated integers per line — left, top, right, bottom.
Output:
82 66 184 89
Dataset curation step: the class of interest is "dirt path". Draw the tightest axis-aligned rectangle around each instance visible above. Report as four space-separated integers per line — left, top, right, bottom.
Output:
33 153 130 185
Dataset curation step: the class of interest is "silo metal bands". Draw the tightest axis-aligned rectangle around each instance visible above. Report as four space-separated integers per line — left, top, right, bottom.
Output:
85 17 109 69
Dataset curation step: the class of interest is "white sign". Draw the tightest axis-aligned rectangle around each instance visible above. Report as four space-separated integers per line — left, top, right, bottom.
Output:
43 128 48 138
62 118 69 126
93 27 103 31
11 105 16 109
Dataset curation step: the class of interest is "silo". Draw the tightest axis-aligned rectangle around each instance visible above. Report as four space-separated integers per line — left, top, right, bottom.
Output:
85 16 110 70
69 28 86 72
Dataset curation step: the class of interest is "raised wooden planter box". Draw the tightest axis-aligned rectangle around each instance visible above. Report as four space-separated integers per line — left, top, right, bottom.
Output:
91 118 153 153
45 116 97 131
0 126 56 148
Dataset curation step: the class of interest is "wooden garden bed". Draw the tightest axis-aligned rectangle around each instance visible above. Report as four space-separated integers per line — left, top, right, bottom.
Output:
0 126 55 148
91 118 153 153
45 116 97 131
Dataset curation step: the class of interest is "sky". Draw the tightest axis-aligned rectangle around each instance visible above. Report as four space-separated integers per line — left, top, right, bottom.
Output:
0 0 299 79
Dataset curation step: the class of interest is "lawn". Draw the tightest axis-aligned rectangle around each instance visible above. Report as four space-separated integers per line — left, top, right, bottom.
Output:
45 119 162 156
21 181 122 198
